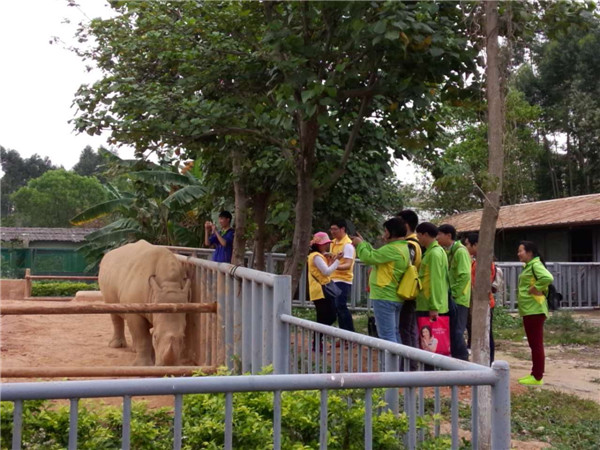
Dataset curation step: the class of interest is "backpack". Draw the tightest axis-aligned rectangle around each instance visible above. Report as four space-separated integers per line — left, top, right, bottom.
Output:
397 237 421 301
532 267 562 311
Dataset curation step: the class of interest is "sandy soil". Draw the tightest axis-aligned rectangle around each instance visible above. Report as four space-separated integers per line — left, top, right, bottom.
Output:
1 299 598 448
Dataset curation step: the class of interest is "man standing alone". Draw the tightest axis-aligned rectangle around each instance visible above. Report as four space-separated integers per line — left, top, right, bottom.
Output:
204 211 235 263
437 224 471 361
329 219 355 332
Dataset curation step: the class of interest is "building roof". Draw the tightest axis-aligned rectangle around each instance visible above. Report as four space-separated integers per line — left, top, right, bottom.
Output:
443 193 600 232
0 227 97 243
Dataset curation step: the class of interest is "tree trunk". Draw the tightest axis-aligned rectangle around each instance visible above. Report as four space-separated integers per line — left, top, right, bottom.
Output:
472 2 504 448
251 191 270 271
231 148 248 266
284 116 318 290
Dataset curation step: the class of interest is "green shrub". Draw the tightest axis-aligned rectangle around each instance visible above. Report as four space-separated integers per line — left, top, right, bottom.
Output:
31 281 99 297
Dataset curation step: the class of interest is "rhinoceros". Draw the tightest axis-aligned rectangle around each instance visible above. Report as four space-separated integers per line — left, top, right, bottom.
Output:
98 240 191 366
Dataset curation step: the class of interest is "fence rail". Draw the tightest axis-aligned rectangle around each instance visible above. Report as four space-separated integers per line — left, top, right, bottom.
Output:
170 247 600 311
2 246 512 449
1 365 510 450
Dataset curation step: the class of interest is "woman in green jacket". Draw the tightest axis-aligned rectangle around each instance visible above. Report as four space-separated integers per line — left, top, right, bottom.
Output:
517 241 554 386
352 217 410 343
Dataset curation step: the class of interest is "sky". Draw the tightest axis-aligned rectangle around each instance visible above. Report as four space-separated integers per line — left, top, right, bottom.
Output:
0 0 132 170
0 0 423 182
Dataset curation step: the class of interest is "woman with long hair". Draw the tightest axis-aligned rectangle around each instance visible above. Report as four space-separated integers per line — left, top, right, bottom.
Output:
517 240 553 386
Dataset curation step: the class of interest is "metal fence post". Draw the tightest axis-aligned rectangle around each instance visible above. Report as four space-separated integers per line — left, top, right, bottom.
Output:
273 275 292 374
491 360 511 450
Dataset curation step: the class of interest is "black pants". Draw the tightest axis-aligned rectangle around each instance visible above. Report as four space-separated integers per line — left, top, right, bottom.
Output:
449 301 469 361
315 296 337 326
399 301 419 371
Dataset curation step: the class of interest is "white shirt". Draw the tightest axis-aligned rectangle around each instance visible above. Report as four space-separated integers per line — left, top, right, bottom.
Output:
314 255 340 276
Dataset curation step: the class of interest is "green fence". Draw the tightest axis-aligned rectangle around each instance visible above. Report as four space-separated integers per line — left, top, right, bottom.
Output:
0 248 94 278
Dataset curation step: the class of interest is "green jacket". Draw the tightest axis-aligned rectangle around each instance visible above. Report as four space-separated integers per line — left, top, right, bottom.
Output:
517 257 553 317
447 241 472 307
416 241 449 313
356 240 409 303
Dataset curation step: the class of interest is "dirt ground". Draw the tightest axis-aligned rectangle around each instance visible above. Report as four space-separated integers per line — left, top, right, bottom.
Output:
1 299 598 448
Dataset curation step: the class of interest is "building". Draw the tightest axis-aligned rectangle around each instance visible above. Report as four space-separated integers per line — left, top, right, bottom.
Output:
443 194 600 262
1 227 97 276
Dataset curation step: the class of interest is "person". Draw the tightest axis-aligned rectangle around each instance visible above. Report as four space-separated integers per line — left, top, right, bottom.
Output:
437 224 471 361
352 217 410 343
329 219 356 332
415 222 449 322
307 232 340 342
420 325 438 353
464 232 497 363
396 210 422 353
516 240 553 386
204 211 234 263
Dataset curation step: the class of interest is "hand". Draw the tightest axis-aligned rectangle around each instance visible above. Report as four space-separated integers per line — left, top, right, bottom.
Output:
351 232 363 247
210 224 217 234
429 310 438 321
528 286 543 296
204 221 213 231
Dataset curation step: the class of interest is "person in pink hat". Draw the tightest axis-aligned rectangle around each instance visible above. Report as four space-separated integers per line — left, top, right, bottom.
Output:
307 232 341 343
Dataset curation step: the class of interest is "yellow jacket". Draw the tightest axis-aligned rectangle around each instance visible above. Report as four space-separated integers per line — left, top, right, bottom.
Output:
331 234 355 283
308 252 331 301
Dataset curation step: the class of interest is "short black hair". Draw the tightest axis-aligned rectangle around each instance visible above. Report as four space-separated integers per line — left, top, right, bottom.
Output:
219 210 232 221
465 232 479 245
330 218 347 231
415 222 438 238
438 224 457 240
396 209 419 232
384 217 407 238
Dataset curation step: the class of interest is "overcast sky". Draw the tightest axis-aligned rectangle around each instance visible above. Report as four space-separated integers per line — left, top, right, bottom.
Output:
0 0 422 182
0 0 132 170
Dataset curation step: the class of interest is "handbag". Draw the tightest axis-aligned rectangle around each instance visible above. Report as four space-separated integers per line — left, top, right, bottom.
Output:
417 316 451 356
397 264 420 300
322 281 342 299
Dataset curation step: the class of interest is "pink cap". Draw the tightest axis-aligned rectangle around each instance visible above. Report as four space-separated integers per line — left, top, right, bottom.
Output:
310 232 332 246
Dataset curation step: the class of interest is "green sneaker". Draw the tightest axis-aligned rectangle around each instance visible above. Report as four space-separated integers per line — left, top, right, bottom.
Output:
518 375 543 386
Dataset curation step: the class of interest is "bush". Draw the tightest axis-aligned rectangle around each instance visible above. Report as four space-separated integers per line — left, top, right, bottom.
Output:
31 281 99 297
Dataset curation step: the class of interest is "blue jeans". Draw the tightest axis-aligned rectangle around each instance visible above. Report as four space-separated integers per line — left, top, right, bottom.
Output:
373 299 402 343
334 282 355 332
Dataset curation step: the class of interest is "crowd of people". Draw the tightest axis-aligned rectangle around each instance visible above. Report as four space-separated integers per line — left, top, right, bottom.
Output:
307 211 553 386
204 209 553 386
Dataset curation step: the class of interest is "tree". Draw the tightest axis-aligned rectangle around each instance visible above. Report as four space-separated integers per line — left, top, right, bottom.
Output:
0 146 56 220
73 1 478 287
72 145 106 178
516 18 600 197
71 150 206 270
10 169 106 228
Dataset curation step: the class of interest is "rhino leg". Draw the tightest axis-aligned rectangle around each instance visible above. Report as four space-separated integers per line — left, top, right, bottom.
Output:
109 313 128 348
126 315 155 366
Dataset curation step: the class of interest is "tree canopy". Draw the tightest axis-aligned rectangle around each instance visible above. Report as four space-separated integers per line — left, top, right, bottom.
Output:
10 169 107 228
73 1 479 284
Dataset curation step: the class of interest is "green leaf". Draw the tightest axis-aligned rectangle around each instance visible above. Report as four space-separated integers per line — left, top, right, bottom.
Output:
163 185 206 208
70 198 133 225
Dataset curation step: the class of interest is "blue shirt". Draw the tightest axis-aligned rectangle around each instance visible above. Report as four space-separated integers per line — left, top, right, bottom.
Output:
209 228 234 263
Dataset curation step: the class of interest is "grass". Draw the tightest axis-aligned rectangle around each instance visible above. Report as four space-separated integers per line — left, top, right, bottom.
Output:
511 389 600 449
493 307 600 346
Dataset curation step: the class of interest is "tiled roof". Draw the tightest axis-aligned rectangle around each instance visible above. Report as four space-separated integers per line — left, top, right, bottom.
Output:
0 227 97 243
442 193 600 232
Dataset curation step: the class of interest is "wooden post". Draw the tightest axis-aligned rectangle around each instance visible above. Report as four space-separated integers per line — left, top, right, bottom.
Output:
24 269 32 298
